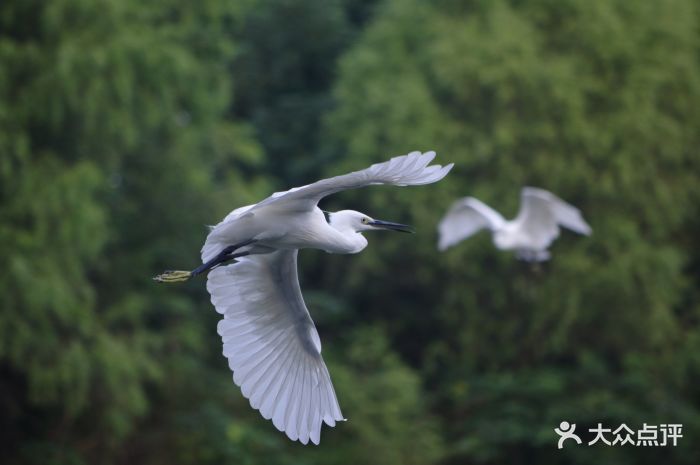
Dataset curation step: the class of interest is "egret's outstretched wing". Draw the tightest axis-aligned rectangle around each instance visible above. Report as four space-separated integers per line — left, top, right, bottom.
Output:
253 151 453 213
207 250 344 445
437 197 505 251
514 187 591 249
203 151 453 259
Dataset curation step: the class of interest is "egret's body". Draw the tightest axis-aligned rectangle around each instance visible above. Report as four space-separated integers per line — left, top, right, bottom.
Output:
155 151 453 444
438 187 591 261
204 206 368 257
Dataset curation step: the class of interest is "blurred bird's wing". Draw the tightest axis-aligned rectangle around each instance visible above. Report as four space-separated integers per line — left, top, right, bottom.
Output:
207 249 344 445
514 187 591 248
437 197 505 251
250 151 453 213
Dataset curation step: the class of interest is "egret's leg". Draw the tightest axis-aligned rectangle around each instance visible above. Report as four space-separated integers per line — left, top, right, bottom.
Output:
191 239 258 275
192 251 250 276
153 239 257 283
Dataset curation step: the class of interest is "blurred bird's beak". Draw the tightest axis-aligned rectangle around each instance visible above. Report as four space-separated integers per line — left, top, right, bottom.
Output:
369 219 414 233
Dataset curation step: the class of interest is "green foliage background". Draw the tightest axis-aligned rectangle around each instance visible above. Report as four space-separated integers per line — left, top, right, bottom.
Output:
1 0 699 464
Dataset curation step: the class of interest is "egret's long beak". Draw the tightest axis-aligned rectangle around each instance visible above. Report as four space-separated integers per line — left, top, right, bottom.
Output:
369 219 414 233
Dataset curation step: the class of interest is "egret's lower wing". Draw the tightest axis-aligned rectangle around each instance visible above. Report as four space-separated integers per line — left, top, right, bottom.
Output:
206 250 343 445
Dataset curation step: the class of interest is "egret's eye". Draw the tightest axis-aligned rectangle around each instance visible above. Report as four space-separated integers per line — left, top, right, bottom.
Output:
361 217 369 224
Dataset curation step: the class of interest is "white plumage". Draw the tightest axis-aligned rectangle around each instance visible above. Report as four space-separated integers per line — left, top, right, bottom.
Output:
438 187 591 261
185 151 452 444
208 250 340 445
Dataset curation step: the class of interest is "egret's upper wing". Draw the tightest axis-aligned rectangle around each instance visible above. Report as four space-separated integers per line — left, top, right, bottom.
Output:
251 151 453 213
514 187 591 248
207 250 344 445
524 188 592 235
437 197 505 251
220 203 255 223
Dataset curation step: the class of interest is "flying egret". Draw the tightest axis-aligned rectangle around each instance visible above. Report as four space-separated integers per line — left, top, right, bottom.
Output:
437 187 591 261
154 151 453 444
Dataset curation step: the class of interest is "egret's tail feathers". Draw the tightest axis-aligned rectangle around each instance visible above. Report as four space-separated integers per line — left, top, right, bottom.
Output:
153 270 192 283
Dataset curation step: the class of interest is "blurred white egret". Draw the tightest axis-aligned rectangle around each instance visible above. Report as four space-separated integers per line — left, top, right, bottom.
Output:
437 187 591 261
155 151 453 444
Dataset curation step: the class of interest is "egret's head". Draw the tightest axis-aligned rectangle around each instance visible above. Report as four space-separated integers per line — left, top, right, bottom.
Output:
327 210 414 233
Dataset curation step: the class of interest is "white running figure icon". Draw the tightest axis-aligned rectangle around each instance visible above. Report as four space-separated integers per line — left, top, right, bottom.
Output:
555 421 582 449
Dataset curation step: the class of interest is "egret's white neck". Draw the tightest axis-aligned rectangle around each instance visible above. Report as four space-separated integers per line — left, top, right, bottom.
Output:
324 211 368 254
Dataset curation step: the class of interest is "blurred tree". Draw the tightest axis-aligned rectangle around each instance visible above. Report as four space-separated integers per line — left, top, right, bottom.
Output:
232 0 379 184
0 1 445 464
133 326 442 465
319 326 444 465
322 0 700 463
0 0 268 463
3 0 700 464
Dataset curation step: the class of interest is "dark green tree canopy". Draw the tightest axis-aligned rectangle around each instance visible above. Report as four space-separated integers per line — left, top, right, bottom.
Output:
2 0 699 464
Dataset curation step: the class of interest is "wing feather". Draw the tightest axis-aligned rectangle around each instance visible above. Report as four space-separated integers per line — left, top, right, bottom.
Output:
248 333 295 405
259 344 296 419
271 346 300 430
206 250 343 445
309 381 321 444
284 353 302 441
298 363 311 444
253 346 295 412
524 188 592 235
249 150 453 213
515 187 591 249
437 197 505 251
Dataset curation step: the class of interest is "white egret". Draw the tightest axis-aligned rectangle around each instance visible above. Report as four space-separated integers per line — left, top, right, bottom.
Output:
437 187 591 261
154 151 453 444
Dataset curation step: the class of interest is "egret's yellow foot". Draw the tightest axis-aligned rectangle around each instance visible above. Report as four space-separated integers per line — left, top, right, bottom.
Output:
153 270 192 283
